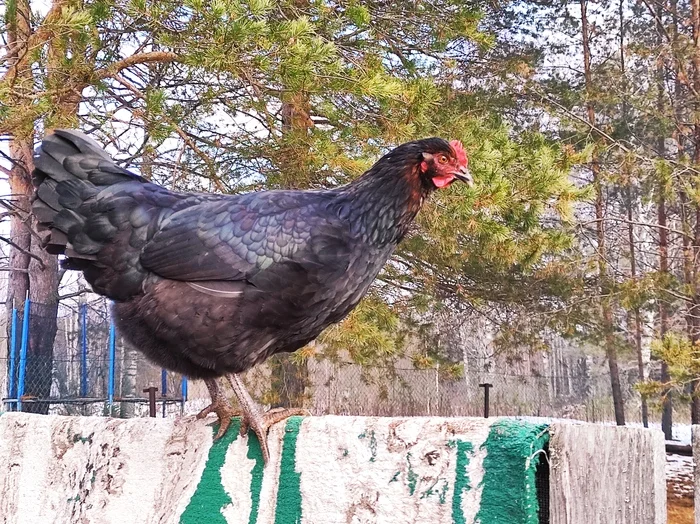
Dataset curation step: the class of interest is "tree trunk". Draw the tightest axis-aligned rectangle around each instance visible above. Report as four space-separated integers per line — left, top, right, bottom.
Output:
656 0 674 441
3 0 58 413
4 0 79 414
4 0 33 408
626 186 649 427
269 354 309 409
620 0 648 427
657 190 673 438
690 0 700 424
581 0 625 425
268 87 315 405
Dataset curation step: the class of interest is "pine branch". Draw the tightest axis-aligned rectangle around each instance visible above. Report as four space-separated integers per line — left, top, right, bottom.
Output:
0 235 45 269
110 74 228 192
1 2 64 86
95 51 179 80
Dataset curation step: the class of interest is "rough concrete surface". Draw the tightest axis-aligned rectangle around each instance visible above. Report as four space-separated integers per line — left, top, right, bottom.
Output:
0 413 664 524
549 423 666 524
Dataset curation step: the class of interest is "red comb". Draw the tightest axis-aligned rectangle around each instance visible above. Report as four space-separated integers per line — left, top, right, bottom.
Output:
450 140 468 167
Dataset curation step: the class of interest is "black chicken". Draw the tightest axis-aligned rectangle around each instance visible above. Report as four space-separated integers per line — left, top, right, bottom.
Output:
32 130 471 461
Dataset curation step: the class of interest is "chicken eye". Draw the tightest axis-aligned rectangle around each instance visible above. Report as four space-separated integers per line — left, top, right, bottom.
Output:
438 155 448 164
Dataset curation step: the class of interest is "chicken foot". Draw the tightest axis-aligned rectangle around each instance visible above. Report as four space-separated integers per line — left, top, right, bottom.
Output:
226 373 309 464
196 377 240 440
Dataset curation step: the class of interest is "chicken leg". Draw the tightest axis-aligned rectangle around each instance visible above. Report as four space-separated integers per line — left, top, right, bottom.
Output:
226 373 308 464
196 378 240 440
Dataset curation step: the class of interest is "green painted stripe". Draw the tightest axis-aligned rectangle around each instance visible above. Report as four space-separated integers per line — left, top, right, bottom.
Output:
274 417 303 524
247 426 265 524
180 422 241 524
450 440 474 524
475 420 549 524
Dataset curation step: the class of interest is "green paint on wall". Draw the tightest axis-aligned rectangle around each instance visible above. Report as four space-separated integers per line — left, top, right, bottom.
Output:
358 429 378 461
72 432 94 444
475 420 549 524
247 429 265 524
368 430 377 462
274 417 303 524
420 478 449 504
439 481 449 504
450 440 474 524
180 421 241 524
406 452 418 495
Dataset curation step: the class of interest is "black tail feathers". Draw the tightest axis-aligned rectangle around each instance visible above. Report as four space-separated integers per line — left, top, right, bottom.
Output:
32 130 145 257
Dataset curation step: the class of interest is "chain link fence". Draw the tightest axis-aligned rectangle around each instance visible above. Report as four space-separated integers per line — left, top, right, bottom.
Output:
298 358 686 424
1 352 685 425
0 300 690 424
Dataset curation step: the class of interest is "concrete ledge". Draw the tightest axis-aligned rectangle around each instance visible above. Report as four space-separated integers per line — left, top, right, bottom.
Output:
0 413 666 523
549 423 666 524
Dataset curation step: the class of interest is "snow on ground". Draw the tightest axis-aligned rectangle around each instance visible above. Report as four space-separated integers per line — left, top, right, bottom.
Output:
660 424 694 501
670 424 692 446
626 422 692 445
667 453 694 500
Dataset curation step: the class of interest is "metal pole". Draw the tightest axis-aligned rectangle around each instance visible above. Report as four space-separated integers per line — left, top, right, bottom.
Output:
161 369 167 396
161 369 167 417
8 307 18 408
143 387 157 417
80 303 88 397
17 297 30 412
107 320 116 415
180 376 188 415
479 383 493 418
16 298 29 408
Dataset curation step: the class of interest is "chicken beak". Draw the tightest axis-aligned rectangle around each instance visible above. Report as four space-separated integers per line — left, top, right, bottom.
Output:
453 165 473 186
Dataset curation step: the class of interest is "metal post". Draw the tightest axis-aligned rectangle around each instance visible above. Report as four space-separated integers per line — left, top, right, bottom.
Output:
17 297 30 412
161 369 168 417
161 369 167 396
107 320 116 415
80 303 88 397
8 307 18 408
180 376 188 415
479 383 493 418
143 387 157 417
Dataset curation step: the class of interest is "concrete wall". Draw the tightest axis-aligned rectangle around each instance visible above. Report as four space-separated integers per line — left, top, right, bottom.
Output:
549 423 666 524
0 413 665 524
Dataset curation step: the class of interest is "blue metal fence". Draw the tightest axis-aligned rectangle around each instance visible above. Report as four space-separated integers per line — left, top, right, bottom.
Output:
80 303 88 397
107 320 116 412
16 296 30 411
3 298 188 416
8 307 17 401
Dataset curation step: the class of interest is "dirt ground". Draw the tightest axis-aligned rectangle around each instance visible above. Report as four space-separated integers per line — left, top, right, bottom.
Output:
668 497 693 524
667 453 694 524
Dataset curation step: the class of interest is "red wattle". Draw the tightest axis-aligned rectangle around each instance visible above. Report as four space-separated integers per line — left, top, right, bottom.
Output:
432 176 453 188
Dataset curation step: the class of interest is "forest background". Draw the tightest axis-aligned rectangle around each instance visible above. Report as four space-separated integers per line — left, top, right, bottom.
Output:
2 0 700 440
